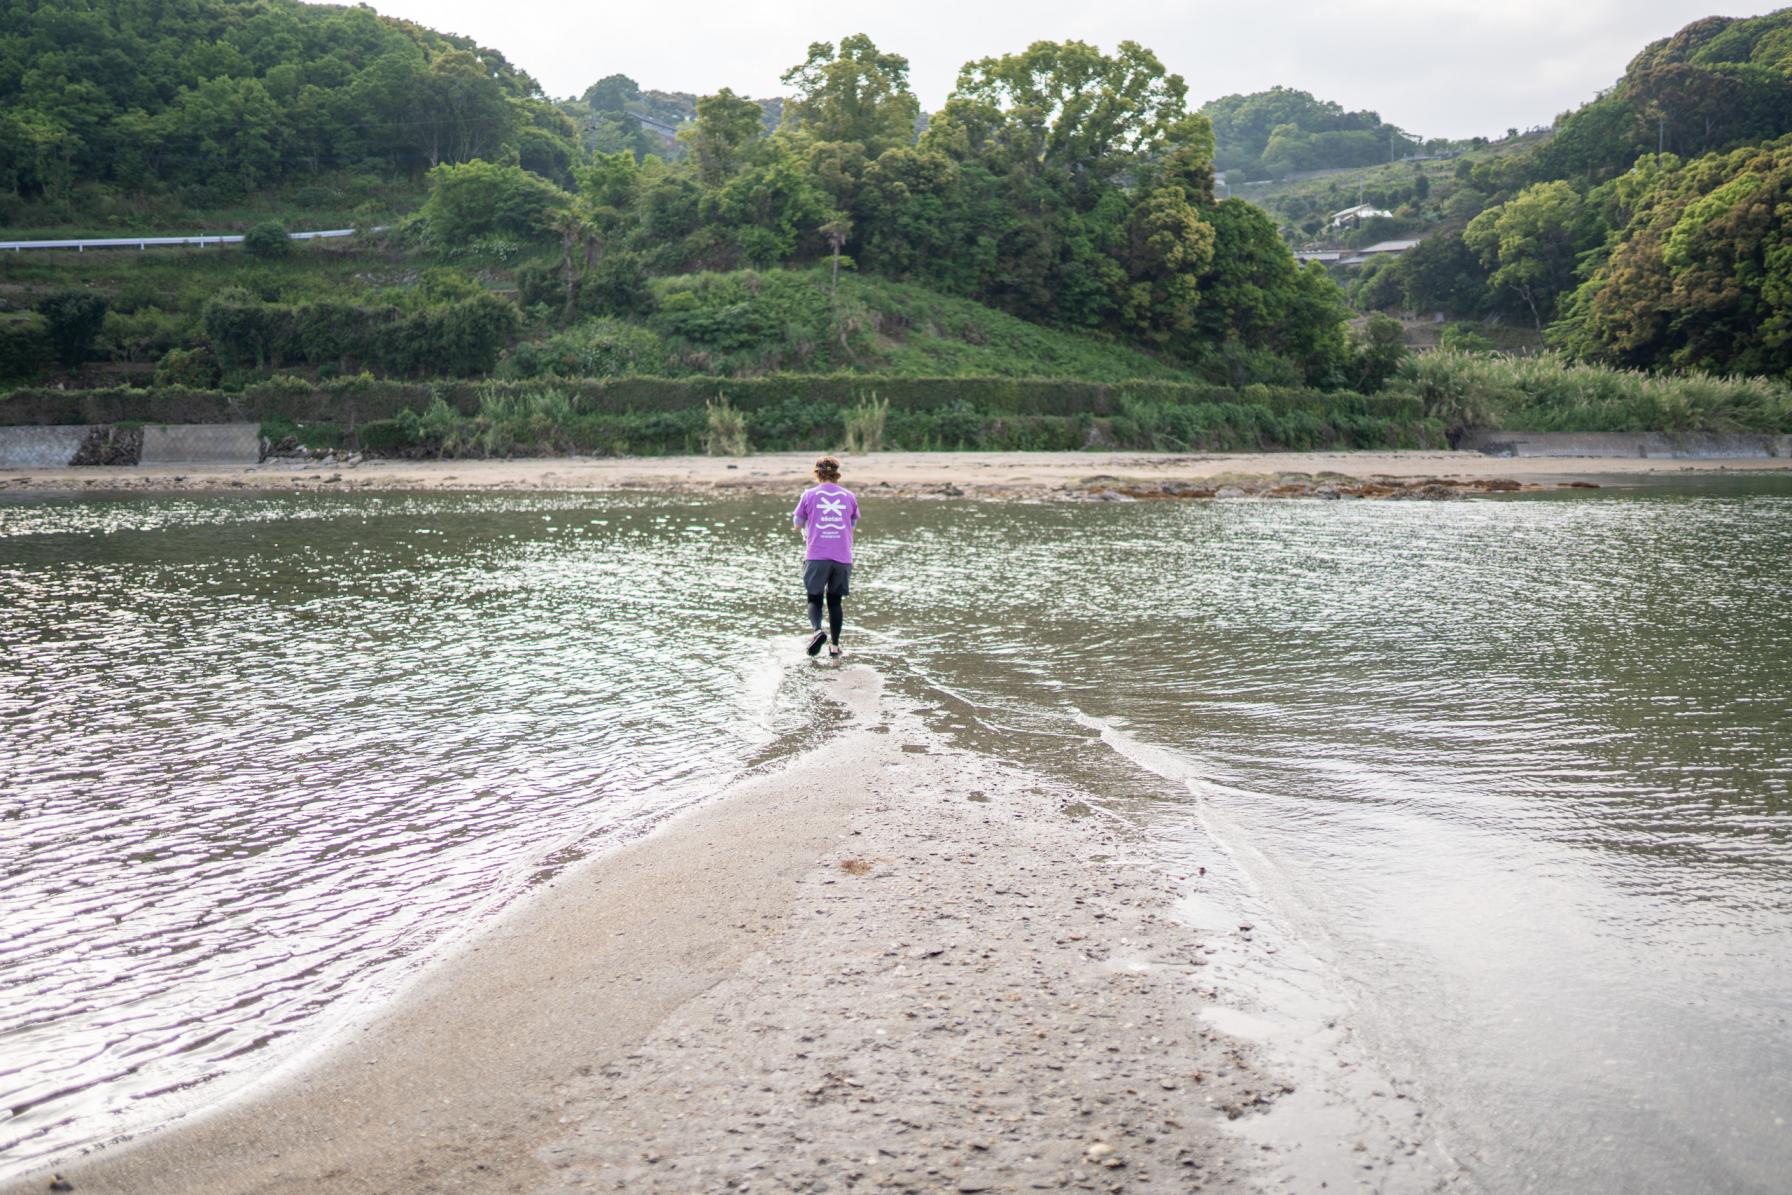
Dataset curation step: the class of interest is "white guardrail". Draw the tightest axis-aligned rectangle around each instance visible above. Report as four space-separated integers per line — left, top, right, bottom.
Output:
0 228 376 252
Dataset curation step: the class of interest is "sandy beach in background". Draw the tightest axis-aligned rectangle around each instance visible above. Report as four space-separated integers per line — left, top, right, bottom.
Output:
3 448 1789 500
4 669 1442 1195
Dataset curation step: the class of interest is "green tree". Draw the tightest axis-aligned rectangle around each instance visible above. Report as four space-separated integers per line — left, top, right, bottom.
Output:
1118 186 1215 345
926 40 1194 198
780 34 920 155
1558 137 1792 376
1396 232 1489 316
156 75 283 189
422 49 519 167
34 289 109 369
706 144 832 267
0 0 578 198
420 159 572 244
853 147 971 281
1464 181 1600 328
585 74 641 114
1190 200 1351 385
1202 86 1411 177
820 213 853 295
681 89 766 185
1352 313 1409 391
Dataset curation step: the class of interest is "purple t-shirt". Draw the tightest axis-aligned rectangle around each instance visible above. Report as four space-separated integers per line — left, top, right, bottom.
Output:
792 483 860 563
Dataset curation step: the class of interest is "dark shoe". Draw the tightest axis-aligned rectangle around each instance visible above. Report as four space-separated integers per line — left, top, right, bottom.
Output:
828 644 843 658
806 630 828 656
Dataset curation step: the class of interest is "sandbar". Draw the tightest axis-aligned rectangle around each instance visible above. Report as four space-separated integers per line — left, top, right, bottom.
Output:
3 448 1788 500
6 670 1376 1194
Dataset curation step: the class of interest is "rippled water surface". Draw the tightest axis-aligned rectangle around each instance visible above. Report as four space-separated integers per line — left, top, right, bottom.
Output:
3 479 1789 1191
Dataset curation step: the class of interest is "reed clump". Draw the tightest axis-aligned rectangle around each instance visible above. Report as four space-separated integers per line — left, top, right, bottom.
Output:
1389 351 1792 435
843 394 889 454
704 394 749 456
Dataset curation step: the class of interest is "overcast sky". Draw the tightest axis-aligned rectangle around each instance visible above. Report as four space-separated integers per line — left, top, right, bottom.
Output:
359 0 1784 140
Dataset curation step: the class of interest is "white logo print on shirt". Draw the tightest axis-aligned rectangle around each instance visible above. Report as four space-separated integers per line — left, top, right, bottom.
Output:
815 494 849 538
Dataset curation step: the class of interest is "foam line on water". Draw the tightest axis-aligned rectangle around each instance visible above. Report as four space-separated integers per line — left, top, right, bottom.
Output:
1072 709 1470 1192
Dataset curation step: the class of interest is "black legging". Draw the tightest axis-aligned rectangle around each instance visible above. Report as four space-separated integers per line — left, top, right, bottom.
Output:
807 593 844 645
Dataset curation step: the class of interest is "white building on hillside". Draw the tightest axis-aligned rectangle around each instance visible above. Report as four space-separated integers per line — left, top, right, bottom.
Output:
1330 202 1394 228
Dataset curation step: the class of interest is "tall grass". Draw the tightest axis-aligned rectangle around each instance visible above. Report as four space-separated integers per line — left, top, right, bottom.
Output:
704 395 749 456
384 388 581 457
1390 352 1792 434
843 394 889 453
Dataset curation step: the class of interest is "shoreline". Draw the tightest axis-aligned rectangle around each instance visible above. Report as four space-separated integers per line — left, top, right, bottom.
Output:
4 667 1423 1195
3 448 1790 502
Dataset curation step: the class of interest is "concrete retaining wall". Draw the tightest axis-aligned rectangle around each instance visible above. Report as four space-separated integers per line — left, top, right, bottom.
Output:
0 423 261 467
140 423 260 464
0 425 87 467
1463 430 1792 459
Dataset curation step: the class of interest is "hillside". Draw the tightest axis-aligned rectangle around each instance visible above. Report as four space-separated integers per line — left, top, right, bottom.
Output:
504 268 1203 382
9 4 1791 439
1526 11 1792 183
1203 87 1424 180
1288 7 1792 378
0 242 1197 390
566 75 783 159
0 0 582 225
1233 132 1546 245
5 20 1369 398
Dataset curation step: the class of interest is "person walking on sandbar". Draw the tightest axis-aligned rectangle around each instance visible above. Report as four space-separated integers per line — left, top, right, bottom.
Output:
792 456 859 659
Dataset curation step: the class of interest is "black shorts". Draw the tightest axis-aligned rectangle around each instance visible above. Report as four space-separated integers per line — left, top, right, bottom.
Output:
803 559 852 598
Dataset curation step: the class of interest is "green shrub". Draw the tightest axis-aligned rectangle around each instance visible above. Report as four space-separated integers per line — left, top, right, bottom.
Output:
104 309 189 361
1439 324 1497 352
393 397 471 457
0 315 50 382
420 160 571 246
356 419 414 454
153 346 221 388
498 318 668 380
579 251 656 318
1390 351 1500 440
243 222 295 260
704 395 749 455
34 288 109 368
200 291 520 377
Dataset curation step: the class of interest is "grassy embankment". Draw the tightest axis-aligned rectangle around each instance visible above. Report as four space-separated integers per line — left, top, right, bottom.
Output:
5 238 1785 458
0 243 1441 454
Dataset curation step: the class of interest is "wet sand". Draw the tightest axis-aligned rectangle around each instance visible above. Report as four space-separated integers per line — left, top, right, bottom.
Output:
4 669 1392 1195
3 448 1788 500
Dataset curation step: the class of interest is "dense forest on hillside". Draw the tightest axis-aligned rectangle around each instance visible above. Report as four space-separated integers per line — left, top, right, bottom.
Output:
2 1 1790 453
1202 87 1426 180
2 12 1371 397
0 0 582 205
563 75 783 161
1301 10 1792 382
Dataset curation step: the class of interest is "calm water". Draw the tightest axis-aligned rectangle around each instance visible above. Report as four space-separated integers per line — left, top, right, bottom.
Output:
2 480 1789 1191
